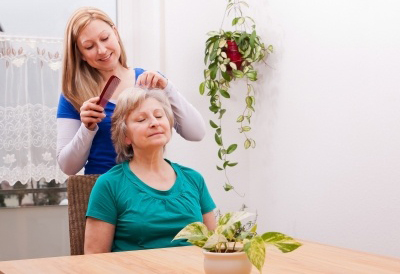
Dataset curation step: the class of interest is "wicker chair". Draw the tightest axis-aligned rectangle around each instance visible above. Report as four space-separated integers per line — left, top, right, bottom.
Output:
67 175 100 255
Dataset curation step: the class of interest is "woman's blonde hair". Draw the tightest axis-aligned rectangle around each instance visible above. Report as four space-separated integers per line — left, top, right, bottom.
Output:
111 88 174 163
62 7 128 111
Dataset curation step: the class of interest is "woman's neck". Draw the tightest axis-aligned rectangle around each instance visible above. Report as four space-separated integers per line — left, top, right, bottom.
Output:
129 148 166 172
99 64 128 82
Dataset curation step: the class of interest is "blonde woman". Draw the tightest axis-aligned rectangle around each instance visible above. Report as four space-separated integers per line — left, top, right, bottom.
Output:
84 88 216 253
57 7 205 175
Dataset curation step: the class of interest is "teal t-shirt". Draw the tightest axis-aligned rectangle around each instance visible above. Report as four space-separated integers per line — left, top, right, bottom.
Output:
86 159 216 252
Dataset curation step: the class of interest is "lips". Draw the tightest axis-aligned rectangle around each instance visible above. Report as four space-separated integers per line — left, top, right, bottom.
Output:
99 53 112 61
148 132 163 137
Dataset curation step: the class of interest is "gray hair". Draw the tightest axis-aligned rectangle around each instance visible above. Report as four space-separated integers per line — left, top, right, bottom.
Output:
111 88 174 163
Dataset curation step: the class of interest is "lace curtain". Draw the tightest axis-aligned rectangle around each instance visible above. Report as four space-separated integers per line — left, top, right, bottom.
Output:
0 35 67 185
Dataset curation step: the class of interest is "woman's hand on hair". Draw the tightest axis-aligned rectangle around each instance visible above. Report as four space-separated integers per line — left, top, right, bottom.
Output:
136 71 168 90
80 97 106 131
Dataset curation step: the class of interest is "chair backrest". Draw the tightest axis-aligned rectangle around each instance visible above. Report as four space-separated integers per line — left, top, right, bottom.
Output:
67 174 99 255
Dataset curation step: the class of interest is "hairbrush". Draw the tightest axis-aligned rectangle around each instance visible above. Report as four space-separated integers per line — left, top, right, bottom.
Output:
97 75 121 107
87 75 121 127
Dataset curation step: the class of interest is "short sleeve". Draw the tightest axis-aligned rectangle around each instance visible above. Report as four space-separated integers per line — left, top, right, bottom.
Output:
57 94 80 120
86 175 118 225
198 175 216 214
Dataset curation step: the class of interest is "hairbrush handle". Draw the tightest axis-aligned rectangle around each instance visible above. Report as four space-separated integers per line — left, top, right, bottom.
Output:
87 75 121 128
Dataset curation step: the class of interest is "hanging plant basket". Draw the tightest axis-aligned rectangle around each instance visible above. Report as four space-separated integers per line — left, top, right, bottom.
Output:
224 40 242 72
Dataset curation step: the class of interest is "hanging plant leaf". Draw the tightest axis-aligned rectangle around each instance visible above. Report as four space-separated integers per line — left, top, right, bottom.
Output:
226 144 238 154
209 120 218 128
232 17 240 26
219 109 226 119
224 183 234 191
250 30 256 48
199 82 205 95
215 133 223 146
221 70 231 81
216 165 223 171
244 139 251 149
227 162 238 167
218 149 222 160
216 127 221 135
232 70 244 78
220 89 230 98
237 115 244 122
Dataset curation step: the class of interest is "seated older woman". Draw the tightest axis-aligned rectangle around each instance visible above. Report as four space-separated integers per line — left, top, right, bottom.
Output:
84 88 216 254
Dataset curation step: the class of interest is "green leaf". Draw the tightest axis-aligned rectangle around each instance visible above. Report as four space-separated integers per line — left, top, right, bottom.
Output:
203 233 228 250
209 120 218 128
220 89 230 98
222 211 255 232
232 70 244 78
210 65 218 80
216 165 223 171
261 232 302 253
223 161 229 168
246 96 252 108
250 30 256 48
207 31 220 36
242 126 251 132
216 127 221 135
244 139 251 149
209 105 219 113
237 115 244 122
173 222 209 242
250 224 258 233
221 70 231 81
204 53 209 65
218 149 222 160
227 162 238 167
226 144 238 154
232 17 240 26
199 82 205 95
244 236 266 273
237 17 245 25
267 44 274 53
215 133 222 146
223 183 234 191
219 109 226 119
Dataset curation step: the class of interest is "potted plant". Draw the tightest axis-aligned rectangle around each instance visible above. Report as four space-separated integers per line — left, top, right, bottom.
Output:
173 211 302 273
199 0 273 193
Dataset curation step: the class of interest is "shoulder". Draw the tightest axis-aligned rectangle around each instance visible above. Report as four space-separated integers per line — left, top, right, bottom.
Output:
57 94 80 119
94 163 125 189
170 161 205 185
133 68 146 80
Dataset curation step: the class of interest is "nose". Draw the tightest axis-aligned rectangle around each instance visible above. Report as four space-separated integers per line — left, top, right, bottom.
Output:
97 43 107 54
149 116 159 127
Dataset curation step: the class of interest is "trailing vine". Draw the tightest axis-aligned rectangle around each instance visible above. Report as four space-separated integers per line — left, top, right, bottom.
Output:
199 0 273 192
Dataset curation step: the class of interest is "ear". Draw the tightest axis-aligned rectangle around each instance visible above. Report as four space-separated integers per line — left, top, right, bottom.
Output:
124 136 132 145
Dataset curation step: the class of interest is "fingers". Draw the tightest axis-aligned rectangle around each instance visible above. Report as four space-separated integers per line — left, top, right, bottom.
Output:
80 97 106 130
136 71 168 89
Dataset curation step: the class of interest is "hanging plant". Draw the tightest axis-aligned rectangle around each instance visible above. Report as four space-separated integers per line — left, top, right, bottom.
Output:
199 0 273 192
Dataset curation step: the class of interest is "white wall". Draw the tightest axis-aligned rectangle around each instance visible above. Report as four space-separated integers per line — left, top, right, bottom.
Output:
119 0 400 258
0 206 69 260
0 0 116 38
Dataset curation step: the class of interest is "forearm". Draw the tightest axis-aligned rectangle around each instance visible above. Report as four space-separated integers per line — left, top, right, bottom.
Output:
164 81 206 141
57 118 97 175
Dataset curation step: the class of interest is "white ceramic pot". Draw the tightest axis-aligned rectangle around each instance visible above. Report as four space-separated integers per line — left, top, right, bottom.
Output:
203 250 252 274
